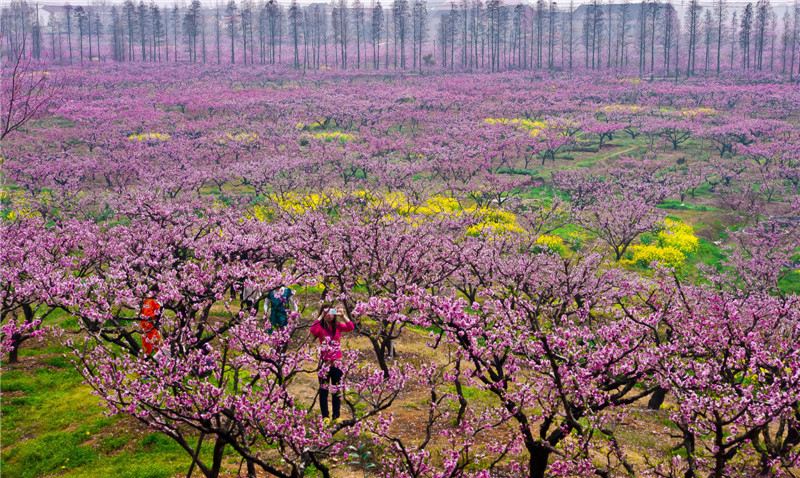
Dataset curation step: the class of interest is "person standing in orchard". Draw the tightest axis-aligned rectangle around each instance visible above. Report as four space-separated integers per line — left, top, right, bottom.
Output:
309 304 354 424
139 290 163 355
266 285 295 332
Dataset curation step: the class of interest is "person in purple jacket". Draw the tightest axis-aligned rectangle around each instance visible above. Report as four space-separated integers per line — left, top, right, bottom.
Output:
309 304 355 423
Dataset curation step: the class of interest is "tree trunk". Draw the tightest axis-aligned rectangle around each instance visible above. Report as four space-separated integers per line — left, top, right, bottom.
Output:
528 443 550 478
8 333 22 363
781 407 800 456
648 386 668 410
454 359 467 425
207 436 227 478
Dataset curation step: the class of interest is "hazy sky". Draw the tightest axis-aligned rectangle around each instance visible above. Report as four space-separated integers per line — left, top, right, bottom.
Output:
19 0 799 6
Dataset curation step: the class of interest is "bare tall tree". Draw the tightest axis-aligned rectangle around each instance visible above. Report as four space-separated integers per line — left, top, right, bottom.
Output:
123 0 135 60
215 3 221 63
289 0 300 67
637 0 646 72
729 9 737 69
338 0 349 68
566 0 574 69
685 0 701 75
75 6 86 63
649 0 658 73
536 0 544 67
780 8 790 72
372 0 384 68
714 0 726 74
740 2 753 69
703 9 713 72
138 1 147 60
549 0 557 69
86 6 93 60
754 0 770 69
172 4 180 61
1 48 61 141
664 1 675 75
792 0 799 78
353 0 364 68
226 0 238 63
412 0 427 71
65 4 74 63
394 0 409 68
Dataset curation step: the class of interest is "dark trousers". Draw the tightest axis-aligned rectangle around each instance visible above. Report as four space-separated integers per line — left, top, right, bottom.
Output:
319 366 343 419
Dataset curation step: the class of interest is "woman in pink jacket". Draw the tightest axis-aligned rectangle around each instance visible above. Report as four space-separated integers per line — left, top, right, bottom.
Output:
309 304 354 423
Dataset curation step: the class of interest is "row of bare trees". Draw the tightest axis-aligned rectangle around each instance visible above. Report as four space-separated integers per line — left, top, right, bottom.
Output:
2 0 799 77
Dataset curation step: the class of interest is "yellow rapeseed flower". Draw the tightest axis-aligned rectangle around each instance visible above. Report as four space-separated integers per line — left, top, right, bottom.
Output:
484 117 548 137
128 132 170 142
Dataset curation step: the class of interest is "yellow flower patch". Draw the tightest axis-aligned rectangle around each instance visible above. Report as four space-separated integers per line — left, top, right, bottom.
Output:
625 244 687 268
249 189 524 239
465 207 523 237
1 190 43 220
484 118 548 137
128 133 170 142
680 107 717 118
599 104 646 114
311 131 355 143
534 234 565 252
219 132 259 144
657 219 699 253
623 218 699 268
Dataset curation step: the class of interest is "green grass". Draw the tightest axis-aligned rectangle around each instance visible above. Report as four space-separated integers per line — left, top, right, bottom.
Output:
60 431 195 478
687 183 715 199
1 367 96 440
496 167 539 176
17 344 72 358
687 239 726 269
657 200 723 212
0 359 222 478
0 363 114 477
28 115 77 129
2 430 101 478
519 184 569 201
446 384 495 403
779 270 800 295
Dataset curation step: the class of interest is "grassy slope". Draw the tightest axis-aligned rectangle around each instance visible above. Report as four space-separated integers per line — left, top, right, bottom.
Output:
0 338 245 478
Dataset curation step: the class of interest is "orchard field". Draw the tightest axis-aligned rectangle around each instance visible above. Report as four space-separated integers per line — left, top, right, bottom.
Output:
2 61 800 478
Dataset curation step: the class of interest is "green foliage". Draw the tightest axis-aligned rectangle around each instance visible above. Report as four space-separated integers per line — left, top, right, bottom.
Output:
447 384 494 403
657 200 723 212
98 434 130 453
688 238 726 269
521 184 568 201
0 364 202 478
64 449 186 478
60 316 80 330
305 463 321 476
140 433 174 450
115 463 177 478
43 355 72 368
347 443 377 477
496 167 539 176
87 204 116 223
779 270 800 295
16 344 71 358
